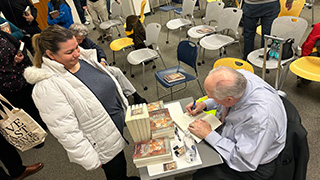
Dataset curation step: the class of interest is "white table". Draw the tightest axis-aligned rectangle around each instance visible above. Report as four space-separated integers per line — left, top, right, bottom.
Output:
138 97 223 180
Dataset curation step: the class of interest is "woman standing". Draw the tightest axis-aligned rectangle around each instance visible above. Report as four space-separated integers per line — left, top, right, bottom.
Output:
24 25 139 180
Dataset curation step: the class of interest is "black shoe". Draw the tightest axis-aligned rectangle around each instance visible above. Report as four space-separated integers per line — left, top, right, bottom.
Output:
97 36 103 41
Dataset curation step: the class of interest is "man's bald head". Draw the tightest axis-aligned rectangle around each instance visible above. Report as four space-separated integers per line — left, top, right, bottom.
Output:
204 66 247 101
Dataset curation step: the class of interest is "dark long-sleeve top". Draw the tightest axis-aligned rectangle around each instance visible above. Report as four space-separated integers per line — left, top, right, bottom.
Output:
0 17 23 40
79 37 107 62
0 0 38 29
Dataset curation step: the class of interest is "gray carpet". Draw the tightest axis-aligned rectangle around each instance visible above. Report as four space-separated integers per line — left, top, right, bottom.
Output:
1 2 319 179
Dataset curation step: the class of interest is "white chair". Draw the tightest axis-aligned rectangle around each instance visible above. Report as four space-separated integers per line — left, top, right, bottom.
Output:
166 0 197 44
100 2 124 38
187 1 225 40
158 0 178 25
199 7 242 65
247 16 308 90
127 23 167 90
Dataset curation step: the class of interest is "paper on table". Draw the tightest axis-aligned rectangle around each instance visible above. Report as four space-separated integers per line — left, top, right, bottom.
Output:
174 112 221 143
164 102 184 119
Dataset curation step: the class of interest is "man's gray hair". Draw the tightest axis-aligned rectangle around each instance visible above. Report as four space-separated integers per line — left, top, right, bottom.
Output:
69 23 89 37
209 66 247 100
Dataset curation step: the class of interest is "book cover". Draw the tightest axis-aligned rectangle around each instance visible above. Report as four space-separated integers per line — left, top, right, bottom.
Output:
163 72 185 83
0 22 11 34
50 10 59 19
196 27 214 34
24 6 31 16
147 101 164 112
133 137 171 159
149 108 174 134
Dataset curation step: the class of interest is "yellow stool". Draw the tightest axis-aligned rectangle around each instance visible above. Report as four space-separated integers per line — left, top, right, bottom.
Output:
289 56 320 82
109 37 134 74
213 57 254 73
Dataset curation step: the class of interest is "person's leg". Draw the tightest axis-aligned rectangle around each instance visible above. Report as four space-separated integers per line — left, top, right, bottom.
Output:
95 0 110 35
242 11 259 60
106 0 111 14
260 1 281 48
0 135 26 178
101 151 127 180
87 1 103 37
73 0 87 24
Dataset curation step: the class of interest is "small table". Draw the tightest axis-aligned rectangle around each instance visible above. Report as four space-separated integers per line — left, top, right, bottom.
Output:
138 97 223 180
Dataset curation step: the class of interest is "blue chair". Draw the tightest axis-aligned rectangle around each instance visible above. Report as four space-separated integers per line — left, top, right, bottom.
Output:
159 0 178 25
155 40 205 100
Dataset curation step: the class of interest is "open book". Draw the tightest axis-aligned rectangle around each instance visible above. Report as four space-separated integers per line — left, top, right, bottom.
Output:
163 72 185 83
173 112 221 143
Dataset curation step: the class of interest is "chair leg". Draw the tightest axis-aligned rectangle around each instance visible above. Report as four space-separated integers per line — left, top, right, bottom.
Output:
166 29 169 44
156 80 160 100
112 51 116 65
170 87 173 101
121 49 126 74
202 48 206 65
130 65 134 78
238 41 242 56
179 27 182 42
158 53 167 68
115 26 122 37
197 78 205 96
279 64 291 90
142 62 147 90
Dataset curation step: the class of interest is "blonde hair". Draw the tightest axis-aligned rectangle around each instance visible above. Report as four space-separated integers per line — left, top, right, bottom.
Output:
32 25 74 68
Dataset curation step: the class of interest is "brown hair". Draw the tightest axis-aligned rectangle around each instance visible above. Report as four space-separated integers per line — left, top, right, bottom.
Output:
32 25 74 68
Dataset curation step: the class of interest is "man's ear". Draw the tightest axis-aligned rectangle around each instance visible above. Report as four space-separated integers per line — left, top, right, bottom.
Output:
45 49 55 60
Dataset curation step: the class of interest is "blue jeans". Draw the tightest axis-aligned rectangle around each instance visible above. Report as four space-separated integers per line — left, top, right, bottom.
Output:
106 0 111 14
243 1 280 60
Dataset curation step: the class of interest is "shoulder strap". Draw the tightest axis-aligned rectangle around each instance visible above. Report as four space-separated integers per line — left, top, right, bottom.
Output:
0 94 15 109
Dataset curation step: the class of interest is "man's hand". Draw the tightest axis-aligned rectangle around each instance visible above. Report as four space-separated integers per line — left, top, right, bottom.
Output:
285 3 292 11
116 0 120 4
22 13 34 23
83 6 87 10
13 53 24 66
100 61 107 68
188 119 212 139
186 101 206 116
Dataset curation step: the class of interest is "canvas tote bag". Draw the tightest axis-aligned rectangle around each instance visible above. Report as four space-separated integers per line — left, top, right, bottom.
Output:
0 94 47 152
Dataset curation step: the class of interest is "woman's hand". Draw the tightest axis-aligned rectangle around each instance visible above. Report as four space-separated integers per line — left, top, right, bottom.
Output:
185 101 206 116
13 53 24 66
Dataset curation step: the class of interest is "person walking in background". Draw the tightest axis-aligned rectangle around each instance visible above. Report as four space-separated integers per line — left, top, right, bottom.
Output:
47 0 74 29
84 0 120 42
24 25 139 180
69 23 147 104
73 0 90 25
0 0 41 54
242 0 293 60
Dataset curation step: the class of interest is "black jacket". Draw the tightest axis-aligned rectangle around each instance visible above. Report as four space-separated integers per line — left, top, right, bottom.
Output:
272 97 309 180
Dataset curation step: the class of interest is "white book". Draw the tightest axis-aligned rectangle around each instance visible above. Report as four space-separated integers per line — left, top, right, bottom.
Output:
173 112 222 143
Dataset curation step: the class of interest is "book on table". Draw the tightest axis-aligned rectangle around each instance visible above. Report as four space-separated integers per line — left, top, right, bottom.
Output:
125 103 150 142
196 27 214 34
163 72 185 83
0 22 11 34
149 108 175 139
133 136 172 168
147 100 164 112
173 112 222 143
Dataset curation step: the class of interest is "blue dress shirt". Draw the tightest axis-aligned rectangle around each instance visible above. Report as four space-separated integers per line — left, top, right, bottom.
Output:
203 69 287 172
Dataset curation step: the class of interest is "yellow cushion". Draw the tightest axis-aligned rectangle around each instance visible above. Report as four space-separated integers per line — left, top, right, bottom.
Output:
289 56 320 82
110 38 134 51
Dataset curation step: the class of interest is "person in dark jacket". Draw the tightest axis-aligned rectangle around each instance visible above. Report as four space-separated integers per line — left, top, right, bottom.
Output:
69 23 147 104
0 0 41 54
0 17 23 40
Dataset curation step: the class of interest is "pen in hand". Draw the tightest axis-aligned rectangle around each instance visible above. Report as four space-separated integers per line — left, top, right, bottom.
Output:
191 100 196 110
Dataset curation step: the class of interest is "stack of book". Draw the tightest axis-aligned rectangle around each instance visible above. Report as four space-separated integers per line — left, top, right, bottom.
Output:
125 103 150 142
149 108 175 139
132 136 172 168
147 100 164 112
